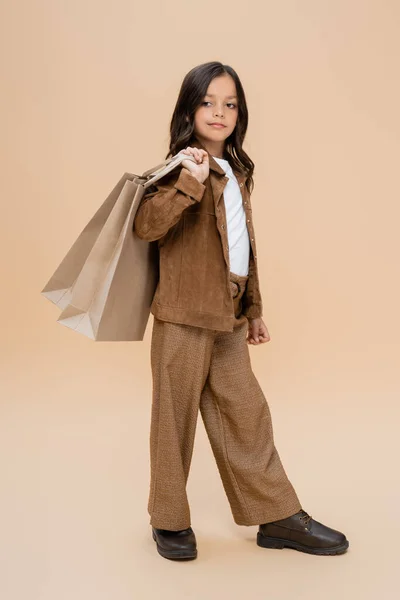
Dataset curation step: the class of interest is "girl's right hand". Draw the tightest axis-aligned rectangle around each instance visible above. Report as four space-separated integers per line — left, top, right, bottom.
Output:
180 147 209 184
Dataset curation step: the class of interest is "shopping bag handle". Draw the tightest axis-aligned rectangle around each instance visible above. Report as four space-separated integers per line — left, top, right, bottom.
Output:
140 151 197 189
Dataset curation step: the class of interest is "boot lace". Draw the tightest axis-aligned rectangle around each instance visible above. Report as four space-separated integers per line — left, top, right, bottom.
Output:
299 509 312 526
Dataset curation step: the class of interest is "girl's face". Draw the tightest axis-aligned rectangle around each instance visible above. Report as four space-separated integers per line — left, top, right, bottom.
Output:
193 74 238 144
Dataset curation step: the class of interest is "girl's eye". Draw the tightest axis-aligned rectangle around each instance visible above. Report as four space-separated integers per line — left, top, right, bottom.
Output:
202 101 237 109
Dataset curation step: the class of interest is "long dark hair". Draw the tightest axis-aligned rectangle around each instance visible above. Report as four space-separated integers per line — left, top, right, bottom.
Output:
165 61 255 194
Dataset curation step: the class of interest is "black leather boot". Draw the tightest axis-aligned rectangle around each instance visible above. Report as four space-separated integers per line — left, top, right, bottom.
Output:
257 509 349 555
152 526 198 560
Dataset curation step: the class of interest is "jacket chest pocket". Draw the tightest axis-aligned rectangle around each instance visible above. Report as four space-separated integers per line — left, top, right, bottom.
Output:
158 219 182 249
182 213 209 259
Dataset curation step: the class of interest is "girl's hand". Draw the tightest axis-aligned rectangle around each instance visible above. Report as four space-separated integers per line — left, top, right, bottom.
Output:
180 147 209 184
246 317 270 345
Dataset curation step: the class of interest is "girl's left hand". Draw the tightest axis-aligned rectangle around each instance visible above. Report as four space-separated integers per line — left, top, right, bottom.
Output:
246 317 270 345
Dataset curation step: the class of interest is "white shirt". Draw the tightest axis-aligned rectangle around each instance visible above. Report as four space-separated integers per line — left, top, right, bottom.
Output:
212 156 250 276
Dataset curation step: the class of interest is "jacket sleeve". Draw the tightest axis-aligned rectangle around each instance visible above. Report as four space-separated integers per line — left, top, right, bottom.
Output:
241 255 263 320
133 167 206 241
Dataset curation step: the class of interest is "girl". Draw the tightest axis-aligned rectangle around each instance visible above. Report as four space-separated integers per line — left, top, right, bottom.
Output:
134 61 349 561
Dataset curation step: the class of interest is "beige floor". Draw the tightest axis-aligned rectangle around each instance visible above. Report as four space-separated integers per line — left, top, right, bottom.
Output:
1 332 398 600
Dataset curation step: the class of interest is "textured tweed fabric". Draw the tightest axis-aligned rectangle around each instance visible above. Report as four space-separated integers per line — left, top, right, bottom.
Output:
148 271 302 530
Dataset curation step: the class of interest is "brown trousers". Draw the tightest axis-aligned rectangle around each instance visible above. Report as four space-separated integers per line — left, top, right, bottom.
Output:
148 271 302 530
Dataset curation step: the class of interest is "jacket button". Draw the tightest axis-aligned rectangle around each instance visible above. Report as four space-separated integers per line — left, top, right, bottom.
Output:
239 182 243 187
221 224 225 229
244 201 247 204
251 238 254 242
247 218 250 222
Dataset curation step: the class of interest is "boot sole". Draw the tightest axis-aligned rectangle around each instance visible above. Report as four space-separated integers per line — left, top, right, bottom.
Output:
152 529 198 560
257 532 349 555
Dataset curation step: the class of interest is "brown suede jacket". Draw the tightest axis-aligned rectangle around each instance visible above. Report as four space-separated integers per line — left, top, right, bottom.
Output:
133 136 263 332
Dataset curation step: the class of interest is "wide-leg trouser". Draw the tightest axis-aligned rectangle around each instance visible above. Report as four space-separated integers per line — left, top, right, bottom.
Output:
148 271 302 530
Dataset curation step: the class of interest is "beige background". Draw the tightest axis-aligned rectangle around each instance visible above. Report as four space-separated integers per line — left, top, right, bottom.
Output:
1 0 399 598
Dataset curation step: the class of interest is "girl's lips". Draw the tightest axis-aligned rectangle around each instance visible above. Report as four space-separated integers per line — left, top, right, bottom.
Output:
209 123 226 128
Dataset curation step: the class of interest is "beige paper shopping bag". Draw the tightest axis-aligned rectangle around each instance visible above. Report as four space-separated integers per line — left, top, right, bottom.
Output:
41 151 196 341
